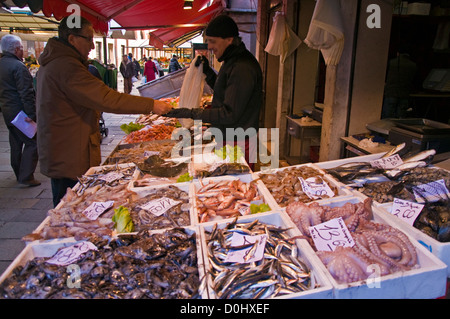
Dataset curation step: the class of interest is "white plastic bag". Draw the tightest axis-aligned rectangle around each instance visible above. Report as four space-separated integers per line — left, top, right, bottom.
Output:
131 76 138 83
177 59 206 128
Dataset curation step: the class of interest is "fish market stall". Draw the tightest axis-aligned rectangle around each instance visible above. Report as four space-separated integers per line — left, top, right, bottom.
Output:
1 114 449 299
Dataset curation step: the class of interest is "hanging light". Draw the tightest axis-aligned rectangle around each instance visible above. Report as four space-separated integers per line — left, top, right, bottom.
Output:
183 0 193 10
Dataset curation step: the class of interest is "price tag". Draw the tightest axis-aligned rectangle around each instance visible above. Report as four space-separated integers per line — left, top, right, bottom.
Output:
144 150 160 157
309 217 355 252
299 177 335 200
370 154 403 169
46 241 97 266
82 201 114 220
99 172 124 183
390 198 424 226
139 197 182 216
412 179 450 203
224 233 267 264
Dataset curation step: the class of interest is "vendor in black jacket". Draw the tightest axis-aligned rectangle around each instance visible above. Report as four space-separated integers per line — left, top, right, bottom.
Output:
165 15 263 169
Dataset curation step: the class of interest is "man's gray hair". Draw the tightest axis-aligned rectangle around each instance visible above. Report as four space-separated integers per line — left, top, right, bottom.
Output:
1 34 22 54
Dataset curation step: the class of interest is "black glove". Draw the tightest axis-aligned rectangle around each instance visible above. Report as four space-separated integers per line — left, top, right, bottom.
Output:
164 108 204 119
194 55 211 76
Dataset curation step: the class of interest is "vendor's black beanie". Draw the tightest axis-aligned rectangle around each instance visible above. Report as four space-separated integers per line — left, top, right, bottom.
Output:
205 15 239 38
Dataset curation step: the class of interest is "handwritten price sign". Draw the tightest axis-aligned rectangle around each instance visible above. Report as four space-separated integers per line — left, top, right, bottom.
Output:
309 217 355 252
82 201 114 220
98 172 124 183
299 177 335 200
139 197 182 216
390 198 424 226
224 233 267 264
46 241 97 266
370 154 403 169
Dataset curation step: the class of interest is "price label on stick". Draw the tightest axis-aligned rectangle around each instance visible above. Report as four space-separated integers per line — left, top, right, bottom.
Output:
370 154 403 169
224 233 267 264
299 177 335 200
139 197 182 216
309 217 355 252
144 151 159 157
99 172 124 183
46 241 98 266
390 198 424 226
82 200 114 220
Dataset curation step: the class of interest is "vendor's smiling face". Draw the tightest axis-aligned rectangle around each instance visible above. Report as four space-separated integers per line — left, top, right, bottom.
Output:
205 36 233 60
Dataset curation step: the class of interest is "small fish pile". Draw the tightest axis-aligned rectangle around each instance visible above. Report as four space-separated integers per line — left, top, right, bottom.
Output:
1 228 202 299
258 166 337 207
195 178 263 223
76 164 136 195
128 185 191 231
205 218 316 299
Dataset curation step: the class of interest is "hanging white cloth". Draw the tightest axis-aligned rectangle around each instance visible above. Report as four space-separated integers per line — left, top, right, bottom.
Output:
265 12 302 63
304 0 345 66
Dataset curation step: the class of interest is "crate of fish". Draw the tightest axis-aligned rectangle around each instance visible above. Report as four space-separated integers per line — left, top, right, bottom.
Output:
253 163 353 211
125 184 194 231
284 196 448 298
199 212 334 299
192 174 275 224
23 164 138 243
376 201 450 277
128 155 192 191
0 227 208 299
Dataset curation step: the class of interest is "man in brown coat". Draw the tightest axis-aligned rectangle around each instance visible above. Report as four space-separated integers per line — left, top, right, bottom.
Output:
36 16 172 206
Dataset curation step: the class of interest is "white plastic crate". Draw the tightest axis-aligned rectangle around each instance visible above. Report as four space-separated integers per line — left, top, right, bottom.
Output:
0 227 209 299
199 211 334 299
253 163 354 211
285 196 447 299
191 174 276 224
377 203 450 278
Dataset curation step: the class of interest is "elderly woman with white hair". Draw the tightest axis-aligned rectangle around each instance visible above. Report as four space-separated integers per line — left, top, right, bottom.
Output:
0 34 40 186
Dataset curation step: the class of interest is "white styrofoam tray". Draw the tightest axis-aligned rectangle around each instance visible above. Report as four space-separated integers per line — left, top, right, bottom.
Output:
0 227 209 299
253 163 354 211
377 202 450 277
285 196 448 299
199 211 334 299
191 174 275 224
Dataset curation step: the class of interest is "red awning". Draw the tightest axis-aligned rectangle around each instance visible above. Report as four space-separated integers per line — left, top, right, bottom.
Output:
3 0 223 45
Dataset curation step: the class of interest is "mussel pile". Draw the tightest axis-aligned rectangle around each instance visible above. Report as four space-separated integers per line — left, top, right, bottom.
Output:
0 228 202 299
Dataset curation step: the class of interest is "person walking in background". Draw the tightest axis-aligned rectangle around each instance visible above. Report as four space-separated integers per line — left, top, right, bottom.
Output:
120 54 134 94
143 56 157 83
0 34 40 186
133 58 141 78
36 16 172 206
168 54 182 73
153 58 164 77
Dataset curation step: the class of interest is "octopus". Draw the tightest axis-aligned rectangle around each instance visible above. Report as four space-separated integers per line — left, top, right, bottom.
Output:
286 198 419 284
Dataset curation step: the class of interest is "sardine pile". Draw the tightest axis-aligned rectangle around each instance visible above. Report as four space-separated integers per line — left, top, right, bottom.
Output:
104 140 177 165
258 166 337 207
205 218 316 299
1 228 202 299
195 178 262 223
